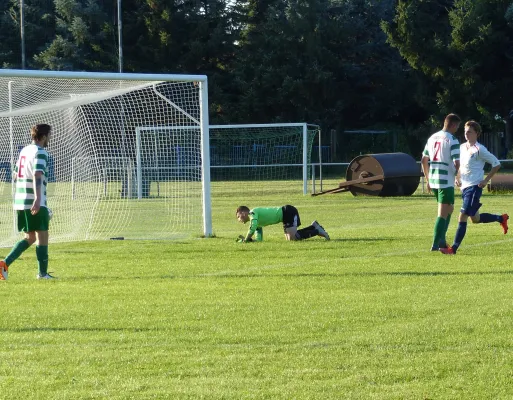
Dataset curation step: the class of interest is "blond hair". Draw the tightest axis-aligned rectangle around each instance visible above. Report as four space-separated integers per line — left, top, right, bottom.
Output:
465 120 482 136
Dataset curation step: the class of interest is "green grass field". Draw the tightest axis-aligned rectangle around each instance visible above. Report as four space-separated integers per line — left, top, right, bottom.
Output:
1 180 512 399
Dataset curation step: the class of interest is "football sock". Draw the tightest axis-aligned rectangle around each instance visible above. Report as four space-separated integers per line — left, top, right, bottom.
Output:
36 245 49 276
452 222 467 253
4 239 31 266
432 217 446 249
439 213 452 247
295 225 318 240
478 213 500 223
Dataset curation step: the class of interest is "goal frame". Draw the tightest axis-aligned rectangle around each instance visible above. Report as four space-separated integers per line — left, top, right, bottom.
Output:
209 123 316 195
0 69 212 239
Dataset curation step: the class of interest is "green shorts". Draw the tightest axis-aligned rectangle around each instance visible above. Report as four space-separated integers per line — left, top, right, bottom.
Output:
432 187 455 205
17 207 50 232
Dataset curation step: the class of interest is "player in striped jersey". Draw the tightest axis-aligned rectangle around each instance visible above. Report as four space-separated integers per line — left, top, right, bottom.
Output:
421 113 461 251
0 124 54 280
440 120 509 255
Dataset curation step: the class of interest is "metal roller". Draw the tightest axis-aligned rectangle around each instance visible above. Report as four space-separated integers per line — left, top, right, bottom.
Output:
487 175 513 192
312 152 421 197
346 153 421 196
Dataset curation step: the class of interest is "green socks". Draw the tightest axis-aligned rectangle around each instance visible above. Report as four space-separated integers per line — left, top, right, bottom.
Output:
432 214 452 249
3 241 49 276
440 213 452 247
433 217 447 249
5 239 31 266
36 245 49 276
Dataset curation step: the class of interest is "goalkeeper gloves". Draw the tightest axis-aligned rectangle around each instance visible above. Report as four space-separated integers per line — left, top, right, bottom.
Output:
236 235 253 243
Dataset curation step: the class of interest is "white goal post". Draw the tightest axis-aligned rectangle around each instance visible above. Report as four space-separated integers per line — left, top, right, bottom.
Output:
0 69 211 246
209 123 319 195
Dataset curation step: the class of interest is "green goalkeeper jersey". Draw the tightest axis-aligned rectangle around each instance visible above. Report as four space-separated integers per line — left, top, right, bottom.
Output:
246 207 283 238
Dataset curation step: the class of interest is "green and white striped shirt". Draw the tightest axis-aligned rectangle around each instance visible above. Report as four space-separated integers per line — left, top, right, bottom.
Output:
423 130 460 189
13 144 48 210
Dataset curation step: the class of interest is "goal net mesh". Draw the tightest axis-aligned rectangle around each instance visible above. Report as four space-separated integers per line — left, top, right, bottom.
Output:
0 76 206 246
209 124 318 198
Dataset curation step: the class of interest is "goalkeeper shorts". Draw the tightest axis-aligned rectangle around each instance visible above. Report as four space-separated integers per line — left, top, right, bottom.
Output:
281 205 301 232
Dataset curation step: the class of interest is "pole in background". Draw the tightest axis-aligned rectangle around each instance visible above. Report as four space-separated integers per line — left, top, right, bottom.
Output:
318 127 323 192
118 0 123 73
117 0 128 198
20 0 25 69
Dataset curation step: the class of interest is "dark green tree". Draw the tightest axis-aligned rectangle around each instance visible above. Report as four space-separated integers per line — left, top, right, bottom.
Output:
0 0 20 68
122 0 238 118
227 0 415 134
0 0 56 69
34 0 118 71
383 0 513 150
24 0 56 68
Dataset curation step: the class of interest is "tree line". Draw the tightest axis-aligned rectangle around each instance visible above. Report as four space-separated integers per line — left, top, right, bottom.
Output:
1 0 513 160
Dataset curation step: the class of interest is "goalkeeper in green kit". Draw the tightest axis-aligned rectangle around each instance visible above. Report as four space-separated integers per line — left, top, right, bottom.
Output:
236 205 330 242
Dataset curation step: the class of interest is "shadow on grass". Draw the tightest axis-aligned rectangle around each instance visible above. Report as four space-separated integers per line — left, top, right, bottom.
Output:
34 270 513 281
193 270 513 278
382 270 513 276
327 238 394 242
0 327 155 333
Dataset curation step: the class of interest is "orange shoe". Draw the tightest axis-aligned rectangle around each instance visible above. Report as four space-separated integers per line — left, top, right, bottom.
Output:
440 246 455 255
500 214 509 235
0 260 8 280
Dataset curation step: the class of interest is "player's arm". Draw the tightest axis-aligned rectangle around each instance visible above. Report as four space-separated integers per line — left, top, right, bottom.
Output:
479 164 501 188
244 218 258 242
453 159 460 176
455 168 461 187
451 138 460 175
479 149 501 188
31 170 43 215
421 155 431 192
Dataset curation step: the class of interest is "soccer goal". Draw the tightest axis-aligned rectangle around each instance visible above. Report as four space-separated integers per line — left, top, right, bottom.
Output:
209 123 319 196
0 69 211 246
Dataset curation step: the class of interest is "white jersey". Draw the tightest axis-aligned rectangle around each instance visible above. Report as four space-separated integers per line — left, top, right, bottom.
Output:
13 143 49 210
422 130 460 189
459 141 500 189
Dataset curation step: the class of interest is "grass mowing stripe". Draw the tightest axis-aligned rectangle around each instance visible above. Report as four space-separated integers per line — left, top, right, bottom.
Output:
192 237 513 278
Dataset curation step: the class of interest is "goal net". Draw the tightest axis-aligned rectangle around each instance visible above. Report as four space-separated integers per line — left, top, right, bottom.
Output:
0 70 211 247
209 123 319 197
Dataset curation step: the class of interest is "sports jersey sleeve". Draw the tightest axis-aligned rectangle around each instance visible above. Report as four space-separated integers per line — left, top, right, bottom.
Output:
450 136 460 161
422 144 429 158
34 149 48 173
246 211 258 239
479 146 500 167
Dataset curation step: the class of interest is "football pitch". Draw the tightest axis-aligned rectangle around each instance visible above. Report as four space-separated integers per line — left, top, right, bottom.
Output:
1 180 512 399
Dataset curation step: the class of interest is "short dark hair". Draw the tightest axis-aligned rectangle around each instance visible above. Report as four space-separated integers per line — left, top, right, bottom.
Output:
465 120 482 136
444 113 461 127
30 124 52 141
236 206 250 214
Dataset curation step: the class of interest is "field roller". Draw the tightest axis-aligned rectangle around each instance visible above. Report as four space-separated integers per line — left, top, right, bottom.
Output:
313 152 421 197
487 174 513 192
